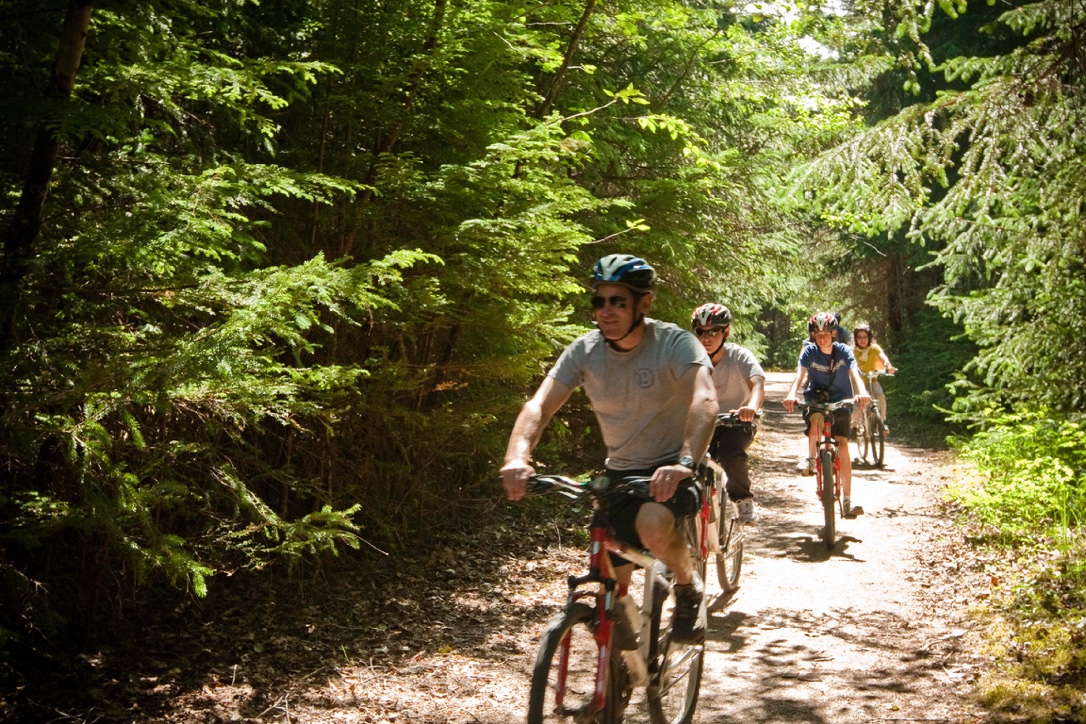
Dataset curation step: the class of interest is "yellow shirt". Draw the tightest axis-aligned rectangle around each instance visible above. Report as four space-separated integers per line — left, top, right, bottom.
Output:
852 342 886 375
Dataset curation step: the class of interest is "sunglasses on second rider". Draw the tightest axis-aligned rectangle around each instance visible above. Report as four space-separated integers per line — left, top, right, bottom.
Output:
591 294 631 310
694 327 724 339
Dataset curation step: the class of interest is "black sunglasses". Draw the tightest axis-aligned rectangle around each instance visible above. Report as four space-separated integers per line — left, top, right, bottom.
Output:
694 327 724 338
591 294 630 310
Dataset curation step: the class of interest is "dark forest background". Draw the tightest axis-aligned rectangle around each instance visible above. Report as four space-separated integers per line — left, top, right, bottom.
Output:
1 0 1083 711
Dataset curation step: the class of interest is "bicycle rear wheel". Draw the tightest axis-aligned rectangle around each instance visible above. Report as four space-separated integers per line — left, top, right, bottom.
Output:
528 602 628 724
646 585 704 724
715 498 743 594
819 449 836 549
859 416 871 463
870 412 886 467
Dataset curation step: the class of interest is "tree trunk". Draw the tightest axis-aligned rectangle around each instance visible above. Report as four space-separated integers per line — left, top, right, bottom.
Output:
0 0 95 354
535 0 596 119
351 0 447 245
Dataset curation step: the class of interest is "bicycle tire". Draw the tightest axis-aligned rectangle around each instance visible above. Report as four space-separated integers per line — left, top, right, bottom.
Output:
819 449 836 549
687 516 707 582
646 584 704 724
859 413 871 463
714 497 743 594
527 602 628 724
871 414 885 468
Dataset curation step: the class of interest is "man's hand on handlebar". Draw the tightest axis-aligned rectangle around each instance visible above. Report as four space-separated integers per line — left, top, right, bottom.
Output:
649 463 690 504
500 459 535 501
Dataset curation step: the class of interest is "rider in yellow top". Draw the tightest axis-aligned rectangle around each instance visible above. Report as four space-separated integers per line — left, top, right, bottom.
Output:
850 324 897 434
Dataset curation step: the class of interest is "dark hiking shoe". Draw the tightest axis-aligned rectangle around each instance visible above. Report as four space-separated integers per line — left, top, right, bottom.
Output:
670 574 706 645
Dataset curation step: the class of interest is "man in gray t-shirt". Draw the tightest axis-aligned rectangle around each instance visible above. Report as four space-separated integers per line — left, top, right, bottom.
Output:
690 303 765 522
501 254 717 646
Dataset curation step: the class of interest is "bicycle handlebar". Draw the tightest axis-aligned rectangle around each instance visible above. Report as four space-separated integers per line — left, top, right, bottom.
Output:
526 474 652 500
862 370 894 379
715 410 762 427
797 398 856 414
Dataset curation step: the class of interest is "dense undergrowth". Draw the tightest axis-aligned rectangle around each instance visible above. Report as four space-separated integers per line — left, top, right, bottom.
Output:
948 412 1086 723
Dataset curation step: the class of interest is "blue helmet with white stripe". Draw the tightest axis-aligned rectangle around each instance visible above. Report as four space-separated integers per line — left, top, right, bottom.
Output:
591 254 656 293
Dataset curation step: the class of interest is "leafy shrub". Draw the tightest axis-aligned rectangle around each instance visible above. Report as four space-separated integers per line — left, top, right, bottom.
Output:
949 410 1086 545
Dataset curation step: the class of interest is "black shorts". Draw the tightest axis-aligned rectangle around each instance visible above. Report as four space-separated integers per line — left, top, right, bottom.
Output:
803 407 851 438
601 465 702 564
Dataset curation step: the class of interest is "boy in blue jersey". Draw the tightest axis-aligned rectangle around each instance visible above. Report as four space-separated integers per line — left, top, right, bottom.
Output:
783 312 871 516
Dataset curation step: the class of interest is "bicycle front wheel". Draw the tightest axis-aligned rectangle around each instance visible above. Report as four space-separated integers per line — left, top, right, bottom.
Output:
819 449 836 549
859 415 871 462
527 603 628 724
646 590 704 724
870 412 886 467
715 499 743 594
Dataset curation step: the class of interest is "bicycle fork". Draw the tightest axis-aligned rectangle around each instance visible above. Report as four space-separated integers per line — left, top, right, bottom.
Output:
556 521 620 714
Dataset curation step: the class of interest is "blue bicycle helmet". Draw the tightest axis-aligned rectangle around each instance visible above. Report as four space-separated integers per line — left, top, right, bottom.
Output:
591 254 656 293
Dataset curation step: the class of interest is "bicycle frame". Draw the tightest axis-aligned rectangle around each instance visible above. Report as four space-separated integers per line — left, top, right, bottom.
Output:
557 506 661 713
531 474 708 719
859 370 888 423
797 399 854 548
800 400 852 500
857 371 891 467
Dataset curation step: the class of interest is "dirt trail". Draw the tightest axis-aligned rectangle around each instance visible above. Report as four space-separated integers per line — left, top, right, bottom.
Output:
6 374 990 724
686 371 983 723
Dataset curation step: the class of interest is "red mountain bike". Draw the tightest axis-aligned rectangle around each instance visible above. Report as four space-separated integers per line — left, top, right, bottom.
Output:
525 474 707 724
797 399 854 549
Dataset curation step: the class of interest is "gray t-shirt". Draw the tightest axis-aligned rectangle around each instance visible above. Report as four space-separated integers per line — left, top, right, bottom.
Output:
712 343 765 412
549 318 712 470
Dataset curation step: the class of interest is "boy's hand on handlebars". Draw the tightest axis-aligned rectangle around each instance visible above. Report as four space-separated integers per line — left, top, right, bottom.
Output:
734 405 759 422
500 459 535 501
857 392 872 409
649 464 689 503
783 396 797 412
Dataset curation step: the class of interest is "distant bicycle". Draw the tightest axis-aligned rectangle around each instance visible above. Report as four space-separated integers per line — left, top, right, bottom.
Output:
856 370 892 467
796 399 854 549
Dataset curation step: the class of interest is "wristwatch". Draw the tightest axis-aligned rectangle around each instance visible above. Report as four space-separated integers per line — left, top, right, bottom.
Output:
677 455 697 471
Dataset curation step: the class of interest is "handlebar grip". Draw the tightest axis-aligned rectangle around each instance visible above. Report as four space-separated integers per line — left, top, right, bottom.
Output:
525 477 553 495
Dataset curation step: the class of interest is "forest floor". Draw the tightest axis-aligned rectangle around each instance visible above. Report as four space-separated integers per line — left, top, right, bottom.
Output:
4 372 1000 723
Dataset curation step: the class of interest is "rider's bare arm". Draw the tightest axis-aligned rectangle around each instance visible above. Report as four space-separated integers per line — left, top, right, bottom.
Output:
500 376 574 500
734 375 765 422
849 367 872 408
782 365 807 412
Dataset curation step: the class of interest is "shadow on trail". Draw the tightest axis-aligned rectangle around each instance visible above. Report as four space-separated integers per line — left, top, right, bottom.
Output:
700 604 958 724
